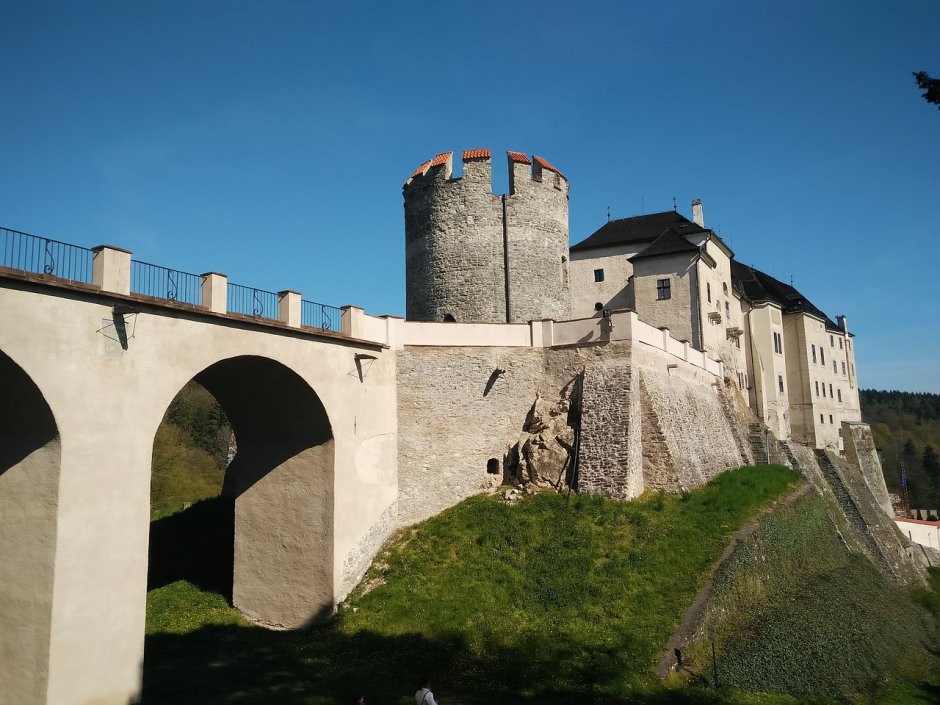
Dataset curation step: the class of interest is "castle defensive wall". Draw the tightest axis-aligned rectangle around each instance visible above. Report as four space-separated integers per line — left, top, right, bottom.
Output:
0 147 913 705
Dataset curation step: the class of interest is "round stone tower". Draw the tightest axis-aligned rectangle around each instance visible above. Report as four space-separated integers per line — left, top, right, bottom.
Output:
403 148 570 323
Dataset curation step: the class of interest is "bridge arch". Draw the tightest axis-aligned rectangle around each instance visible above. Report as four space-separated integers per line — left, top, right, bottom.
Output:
0 349 61 703
148 354 336 629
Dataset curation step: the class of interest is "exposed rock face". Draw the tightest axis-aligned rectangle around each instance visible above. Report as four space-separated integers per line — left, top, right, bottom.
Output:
508 392 576 490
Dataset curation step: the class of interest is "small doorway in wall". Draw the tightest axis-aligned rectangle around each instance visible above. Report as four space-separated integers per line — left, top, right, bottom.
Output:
486 458 500 475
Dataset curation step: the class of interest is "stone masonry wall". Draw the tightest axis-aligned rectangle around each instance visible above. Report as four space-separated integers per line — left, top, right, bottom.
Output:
842 421 893 516
396 339 748 527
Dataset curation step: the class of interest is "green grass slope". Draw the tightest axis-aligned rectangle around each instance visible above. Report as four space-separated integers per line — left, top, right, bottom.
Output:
145 466 818 704
682 490 940 703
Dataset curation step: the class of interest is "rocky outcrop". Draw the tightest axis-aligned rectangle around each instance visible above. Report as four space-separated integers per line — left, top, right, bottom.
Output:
507 392 576 490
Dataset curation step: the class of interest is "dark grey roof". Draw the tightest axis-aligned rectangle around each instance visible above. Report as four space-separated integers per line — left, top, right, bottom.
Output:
629 228 700 261
731 260 840 330
570 210 707 252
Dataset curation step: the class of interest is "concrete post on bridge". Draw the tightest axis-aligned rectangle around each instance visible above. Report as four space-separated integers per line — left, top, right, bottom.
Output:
91 245 131 295
278 290 302 328
341 305 365 339
201 272 227 314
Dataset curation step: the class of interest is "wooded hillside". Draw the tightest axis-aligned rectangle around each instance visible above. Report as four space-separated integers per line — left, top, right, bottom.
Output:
860 389 940 511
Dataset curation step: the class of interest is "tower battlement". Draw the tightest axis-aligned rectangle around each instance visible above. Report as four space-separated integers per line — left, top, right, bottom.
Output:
403 149 569 199
403 148 571 324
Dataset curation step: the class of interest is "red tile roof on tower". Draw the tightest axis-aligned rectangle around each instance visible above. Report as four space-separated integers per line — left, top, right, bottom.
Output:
429 152 452 167
462 148 491 160
507 151 532 165
411 160 432 178
534 155 565 179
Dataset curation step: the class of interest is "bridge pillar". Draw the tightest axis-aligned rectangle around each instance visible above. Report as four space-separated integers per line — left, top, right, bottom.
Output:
278 290 302 328
91 245 131 295
201 272 227 313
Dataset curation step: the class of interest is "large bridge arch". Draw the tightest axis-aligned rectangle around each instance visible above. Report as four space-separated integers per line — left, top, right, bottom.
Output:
0 349 61 704
148 354 336 628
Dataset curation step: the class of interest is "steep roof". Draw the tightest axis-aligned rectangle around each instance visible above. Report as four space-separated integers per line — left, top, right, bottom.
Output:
629 228 700 261
731 260 841 330
570 210 707 253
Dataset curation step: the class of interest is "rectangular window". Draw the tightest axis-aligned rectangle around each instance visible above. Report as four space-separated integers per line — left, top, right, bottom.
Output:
773 332 782 354
812 344 816 363
820 413 824 424
841 361 846 375
833 360 837 373
725 300 730 317
815 381 820 397
593 269 604 283
656 278 671 300
829 414 834 424
707 282 711 302
778 375 784 394
829 383 833 398
822 384 826 398
837 389 842 402
830 335 834 347
839 338 843 350
820 348 825 365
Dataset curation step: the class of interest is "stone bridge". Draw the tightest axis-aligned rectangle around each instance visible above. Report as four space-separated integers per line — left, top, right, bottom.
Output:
0 242 400 705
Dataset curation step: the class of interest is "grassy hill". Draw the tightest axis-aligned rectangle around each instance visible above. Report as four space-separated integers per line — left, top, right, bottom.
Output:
142 466 939 704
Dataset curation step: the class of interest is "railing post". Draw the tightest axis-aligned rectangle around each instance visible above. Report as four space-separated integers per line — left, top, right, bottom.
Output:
341 305 364 338
201 272 227 314
91 245 132 295
277 290 302 328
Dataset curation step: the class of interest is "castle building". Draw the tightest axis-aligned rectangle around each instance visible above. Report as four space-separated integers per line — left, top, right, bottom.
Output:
403 149 861 450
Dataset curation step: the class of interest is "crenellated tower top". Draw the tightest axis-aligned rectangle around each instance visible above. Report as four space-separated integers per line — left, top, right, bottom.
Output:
403 148 571 324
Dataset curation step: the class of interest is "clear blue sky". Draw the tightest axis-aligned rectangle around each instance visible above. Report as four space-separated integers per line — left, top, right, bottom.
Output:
2 1 938 392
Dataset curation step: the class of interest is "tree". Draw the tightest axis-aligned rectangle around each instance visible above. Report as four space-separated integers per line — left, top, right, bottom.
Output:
913 71 940 110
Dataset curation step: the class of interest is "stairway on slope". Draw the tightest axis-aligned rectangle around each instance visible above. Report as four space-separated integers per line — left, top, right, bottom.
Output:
748 423 768 464
814 450 899 580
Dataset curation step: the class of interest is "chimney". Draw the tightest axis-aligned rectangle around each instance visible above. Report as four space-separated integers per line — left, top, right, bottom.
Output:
691 199 704 227
837 314 848 332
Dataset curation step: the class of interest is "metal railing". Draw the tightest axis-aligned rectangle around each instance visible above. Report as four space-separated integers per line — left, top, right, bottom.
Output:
131 260 202 305
227 282 278 320
302 299 342 331
1 226 93 284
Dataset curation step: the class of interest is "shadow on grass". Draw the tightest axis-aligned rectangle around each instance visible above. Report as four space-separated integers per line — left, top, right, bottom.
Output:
143 621 744 705
147 496 235 601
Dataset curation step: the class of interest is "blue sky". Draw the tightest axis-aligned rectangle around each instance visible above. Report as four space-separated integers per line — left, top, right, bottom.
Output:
2 1 938 392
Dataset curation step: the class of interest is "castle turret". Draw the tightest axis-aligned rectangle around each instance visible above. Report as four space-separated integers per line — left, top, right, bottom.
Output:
403 149 570 323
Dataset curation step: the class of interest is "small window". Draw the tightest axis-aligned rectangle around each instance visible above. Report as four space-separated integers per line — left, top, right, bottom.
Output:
657 278 671 300
829 383 833 398
829 414 834 425
841 361 846 375
735 335 740 348
722 282 728 294
724 300 730 316
707 282 711 302
815 381 820 397
830 335 834 347
839 338 843 350
773 332 783 354
833 361 837 373
594 302 604 312
486 458 500 475
820 413 824 424
811 344 816 363
822 384 826 398
837 389 842 402
778 375 784 394
820 348 825 365
594 269 604 283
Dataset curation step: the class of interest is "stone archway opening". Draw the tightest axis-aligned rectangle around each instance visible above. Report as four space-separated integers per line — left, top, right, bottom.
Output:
0 350 61 703
146 355 335 630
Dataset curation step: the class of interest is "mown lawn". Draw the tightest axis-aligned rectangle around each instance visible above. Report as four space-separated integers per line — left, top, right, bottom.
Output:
142 465 862 704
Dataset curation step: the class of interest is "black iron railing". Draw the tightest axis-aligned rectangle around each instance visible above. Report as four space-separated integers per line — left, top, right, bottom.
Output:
0 226 93 284
302 299 342 331
131 260 202 305
227 282 278 320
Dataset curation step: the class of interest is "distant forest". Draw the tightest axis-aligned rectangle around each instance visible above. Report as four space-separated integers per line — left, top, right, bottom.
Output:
860 389 940 510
